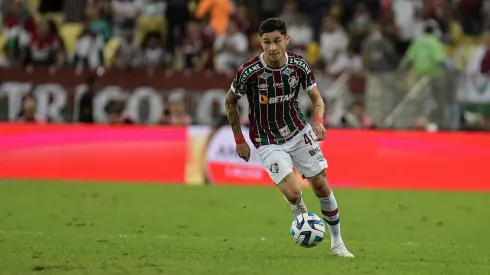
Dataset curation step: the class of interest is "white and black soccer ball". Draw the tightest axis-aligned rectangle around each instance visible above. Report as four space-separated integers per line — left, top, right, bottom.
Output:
290 213 326 248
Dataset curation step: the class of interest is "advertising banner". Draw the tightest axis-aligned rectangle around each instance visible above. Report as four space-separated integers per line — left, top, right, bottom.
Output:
0 123 187 183
0 68 352 124
1 123 489 192
188 126 490 191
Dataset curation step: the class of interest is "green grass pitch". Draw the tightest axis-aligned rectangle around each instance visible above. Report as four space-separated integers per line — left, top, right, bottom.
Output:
0 180 489 275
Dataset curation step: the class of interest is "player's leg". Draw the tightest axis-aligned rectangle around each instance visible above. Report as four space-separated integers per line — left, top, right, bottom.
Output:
288 126 354 257
307 169 353 257
257 144 308 217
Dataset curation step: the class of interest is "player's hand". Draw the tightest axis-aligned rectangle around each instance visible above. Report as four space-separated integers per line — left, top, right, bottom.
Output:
312 121 326 141
236 142 251 162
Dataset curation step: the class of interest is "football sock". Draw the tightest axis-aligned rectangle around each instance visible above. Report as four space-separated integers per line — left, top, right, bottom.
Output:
319 192 342 243
290 194 308 217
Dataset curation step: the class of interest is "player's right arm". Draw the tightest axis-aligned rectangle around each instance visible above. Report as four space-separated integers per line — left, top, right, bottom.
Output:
225 90 243 138
225 73 251 162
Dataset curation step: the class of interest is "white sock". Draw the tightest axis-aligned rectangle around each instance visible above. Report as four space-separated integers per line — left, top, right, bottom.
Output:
319 192 342 244
287 193 308 217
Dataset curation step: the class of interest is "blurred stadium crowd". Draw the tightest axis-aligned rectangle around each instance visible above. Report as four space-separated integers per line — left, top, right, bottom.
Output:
1 0 490 131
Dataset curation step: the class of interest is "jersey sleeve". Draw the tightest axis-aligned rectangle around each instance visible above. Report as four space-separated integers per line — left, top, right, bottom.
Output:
299 58 317 92
230 66 249 97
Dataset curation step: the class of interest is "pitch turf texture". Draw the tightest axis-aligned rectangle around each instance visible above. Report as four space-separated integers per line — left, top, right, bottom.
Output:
0 181 489 275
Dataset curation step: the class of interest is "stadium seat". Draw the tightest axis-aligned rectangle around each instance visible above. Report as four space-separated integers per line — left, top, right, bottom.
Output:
43 12 66 27
27 0 40 13
306 42 320 65
59 23 85 55
136 16 166 45
104 37 121 67
0 31 6 59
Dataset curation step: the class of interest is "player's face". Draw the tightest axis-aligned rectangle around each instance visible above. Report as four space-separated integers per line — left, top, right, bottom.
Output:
260 31 289 62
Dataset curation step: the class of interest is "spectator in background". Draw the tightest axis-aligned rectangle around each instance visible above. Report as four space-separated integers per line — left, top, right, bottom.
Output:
233 4 256 39
111 0 139 37
213 20 248 73
249 32 262 57
327 44 363 75
139 31 169 73
362 24 399 127
463 32 490 126
3 0 36 64
165 0 190 54
16 96 47 123
407 25 450 129
74 24 106 70
105 101 133 124
347 2 373 53
161 91 191 125
175 19 214 72
278 0 298 28
86 4 111 41
114 29 139 69
78 75 100 123
20 19 64 69
288 14 313 57
195 0 233 36
340 102 374 129
319 16 348 72
466 32 490 75
135 0 166 44
391 0 423 53
411 116 438 132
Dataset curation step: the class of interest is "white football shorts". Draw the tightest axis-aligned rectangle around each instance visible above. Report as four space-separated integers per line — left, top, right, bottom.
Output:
256 124 328 184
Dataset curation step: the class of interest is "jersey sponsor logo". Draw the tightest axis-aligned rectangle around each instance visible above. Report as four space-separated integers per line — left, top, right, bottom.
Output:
260 93 294 104
259 72 272 79
282 68 293 76
274 82 284 89
237 83 247 93
290 58 311 74
288 76 299 89
309 147 321 156
258 84 268 91
239 63 262 83
260 95 269 104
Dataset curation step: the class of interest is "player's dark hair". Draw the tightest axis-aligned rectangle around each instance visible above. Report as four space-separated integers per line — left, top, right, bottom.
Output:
259 18 287 37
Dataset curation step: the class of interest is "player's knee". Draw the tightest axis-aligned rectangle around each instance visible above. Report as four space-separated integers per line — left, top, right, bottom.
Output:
278 173 302 203
284 187 302 204
308 169 331 197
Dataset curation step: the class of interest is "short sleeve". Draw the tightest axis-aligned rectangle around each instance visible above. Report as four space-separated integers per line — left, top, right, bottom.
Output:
298 58 316 92
230 67 249 97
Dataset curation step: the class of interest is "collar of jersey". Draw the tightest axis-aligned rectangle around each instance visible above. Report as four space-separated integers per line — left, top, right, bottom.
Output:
259 52 289 71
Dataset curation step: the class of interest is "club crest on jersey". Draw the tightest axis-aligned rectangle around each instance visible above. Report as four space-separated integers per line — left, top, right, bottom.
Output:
269 162 279 173
288 76 299 88
259 72 272 79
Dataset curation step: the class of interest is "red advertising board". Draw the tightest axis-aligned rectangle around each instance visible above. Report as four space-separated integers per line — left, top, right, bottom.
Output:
0 123 489 192
0 123 187 183
321 130 490 191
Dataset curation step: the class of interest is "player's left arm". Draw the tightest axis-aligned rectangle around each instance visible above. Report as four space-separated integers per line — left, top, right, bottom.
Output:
307 86 327 141
301 59 327 141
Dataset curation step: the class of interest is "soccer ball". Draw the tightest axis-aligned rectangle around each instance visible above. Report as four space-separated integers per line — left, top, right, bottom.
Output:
290 213 326 248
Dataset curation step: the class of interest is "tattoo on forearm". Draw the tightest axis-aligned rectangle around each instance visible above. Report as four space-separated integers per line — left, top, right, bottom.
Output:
225 91 242 136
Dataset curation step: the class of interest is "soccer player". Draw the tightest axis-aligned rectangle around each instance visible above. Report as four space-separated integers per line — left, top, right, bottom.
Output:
225 18 354 257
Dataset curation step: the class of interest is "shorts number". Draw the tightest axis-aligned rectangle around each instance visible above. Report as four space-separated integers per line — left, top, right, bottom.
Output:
303 131 316 146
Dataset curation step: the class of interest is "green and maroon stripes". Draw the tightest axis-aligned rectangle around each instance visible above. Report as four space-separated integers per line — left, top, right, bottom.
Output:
322 208 340 226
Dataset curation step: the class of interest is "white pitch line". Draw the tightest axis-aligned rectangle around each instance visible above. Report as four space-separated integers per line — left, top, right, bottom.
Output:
0 230 478 249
